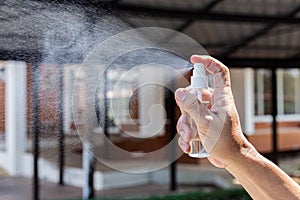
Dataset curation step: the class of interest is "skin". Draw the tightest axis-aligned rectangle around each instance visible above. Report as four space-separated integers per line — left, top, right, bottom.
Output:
175 55 300 200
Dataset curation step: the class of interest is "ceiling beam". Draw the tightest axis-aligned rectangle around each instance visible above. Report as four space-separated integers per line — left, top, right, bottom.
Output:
176 0 224 32
176 19 194 32
202 0 224 11
204 44 300 51
290 51 300 58
118 4 300 24
0 50 85 64
0 50 42 63
1 49 299 68
220 5 300 57
34 0 117 8
217 57 300 69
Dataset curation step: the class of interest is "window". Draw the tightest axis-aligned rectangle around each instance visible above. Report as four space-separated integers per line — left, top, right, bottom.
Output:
254 69 272 115
282 69 300 114
254 68 300 119
95 65 167 137
106 69 138 124
96 68 139 133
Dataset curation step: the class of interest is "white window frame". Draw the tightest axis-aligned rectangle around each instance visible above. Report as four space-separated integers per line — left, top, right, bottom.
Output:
256 69 265 115
254 68 300 123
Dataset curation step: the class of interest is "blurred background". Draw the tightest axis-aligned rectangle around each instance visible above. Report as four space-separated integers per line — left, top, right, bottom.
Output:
0 0 300 199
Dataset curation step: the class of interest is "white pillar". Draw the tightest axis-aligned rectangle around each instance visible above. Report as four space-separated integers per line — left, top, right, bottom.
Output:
63 65 75 134
231 68 255 135
256 69 265 115
138 65 166 138
277 69 284 115
5 61 27 176
295 70 300 114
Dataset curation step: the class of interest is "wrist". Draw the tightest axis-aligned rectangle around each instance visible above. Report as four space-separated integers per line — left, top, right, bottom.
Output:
225 142 259 170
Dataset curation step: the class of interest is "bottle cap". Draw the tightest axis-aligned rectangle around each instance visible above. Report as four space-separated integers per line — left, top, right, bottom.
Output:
191 63 207 89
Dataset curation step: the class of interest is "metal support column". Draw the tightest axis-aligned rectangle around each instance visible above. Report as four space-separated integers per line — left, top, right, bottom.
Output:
102 69 110 159
271 68 278 165
166 89 177 191
83 144 95 200
170 142 177 190
58 65 65 185
88 160 95 199
32 64 40 200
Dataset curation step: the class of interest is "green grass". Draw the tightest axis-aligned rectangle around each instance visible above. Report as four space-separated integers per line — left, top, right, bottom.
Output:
66 189 251 200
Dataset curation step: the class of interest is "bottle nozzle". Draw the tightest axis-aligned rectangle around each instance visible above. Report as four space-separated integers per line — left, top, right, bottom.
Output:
191 63 207 89
193 63 205 77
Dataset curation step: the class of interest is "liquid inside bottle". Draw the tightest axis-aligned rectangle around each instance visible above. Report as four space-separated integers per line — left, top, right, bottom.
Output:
188 63 210 158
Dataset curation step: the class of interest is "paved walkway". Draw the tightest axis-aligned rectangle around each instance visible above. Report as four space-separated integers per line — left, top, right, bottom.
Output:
0 176 210 200
0 176 81 200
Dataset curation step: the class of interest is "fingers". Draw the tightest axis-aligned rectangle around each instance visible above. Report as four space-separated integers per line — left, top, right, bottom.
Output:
176 115 192 142
202 89 212 109
177 115 193 154
178 137 190 153
175 89 209 123
190 55 231 89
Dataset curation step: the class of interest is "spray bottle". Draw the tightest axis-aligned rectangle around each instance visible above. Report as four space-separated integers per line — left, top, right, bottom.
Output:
188 63 210 158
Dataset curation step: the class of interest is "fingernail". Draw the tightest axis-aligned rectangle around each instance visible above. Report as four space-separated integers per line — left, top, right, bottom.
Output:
176 90 188 101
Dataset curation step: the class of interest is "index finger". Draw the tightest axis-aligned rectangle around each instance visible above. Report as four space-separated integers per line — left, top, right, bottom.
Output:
190 55 231 89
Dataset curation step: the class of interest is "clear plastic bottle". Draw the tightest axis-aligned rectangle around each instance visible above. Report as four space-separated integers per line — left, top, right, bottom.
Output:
188 63 210 158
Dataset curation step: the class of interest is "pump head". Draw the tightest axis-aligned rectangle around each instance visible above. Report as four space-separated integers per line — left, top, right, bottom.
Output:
191 63 208 89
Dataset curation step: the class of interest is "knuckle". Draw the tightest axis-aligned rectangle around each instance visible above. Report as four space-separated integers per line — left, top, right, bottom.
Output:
176 121 181 132
176 115 185 132
222 66 230 74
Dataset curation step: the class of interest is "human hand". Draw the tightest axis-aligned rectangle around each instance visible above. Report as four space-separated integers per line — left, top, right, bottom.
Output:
175 55 253 168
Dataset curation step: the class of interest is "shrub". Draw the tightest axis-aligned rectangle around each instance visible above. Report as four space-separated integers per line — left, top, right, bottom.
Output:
88 189 251 200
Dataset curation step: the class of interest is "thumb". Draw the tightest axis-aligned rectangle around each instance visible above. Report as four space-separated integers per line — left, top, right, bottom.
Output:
175 89 209 124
